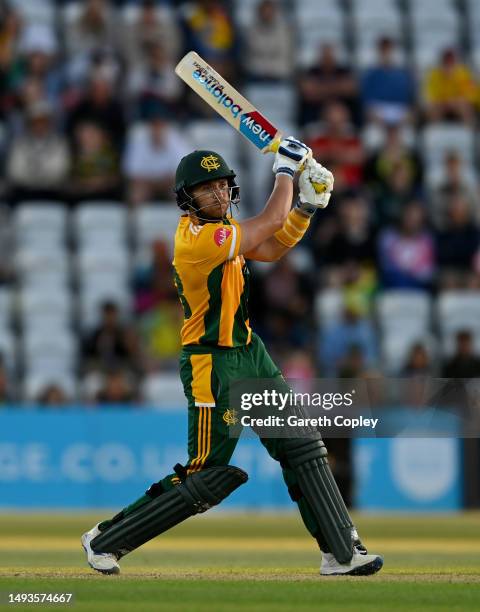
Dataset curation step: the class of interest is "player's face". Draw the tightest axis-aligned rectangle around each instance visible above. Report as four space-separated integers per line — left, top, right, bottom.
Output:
191 178 230 219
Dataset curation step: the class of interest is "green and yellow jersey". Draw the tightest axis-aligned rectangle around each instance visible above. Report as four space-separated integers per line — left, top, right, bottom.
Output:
173 215 252 348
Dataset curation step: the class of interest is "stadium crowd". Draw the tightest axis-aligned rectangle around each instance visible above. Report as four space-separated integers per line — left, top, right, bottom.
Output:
0 0 480 405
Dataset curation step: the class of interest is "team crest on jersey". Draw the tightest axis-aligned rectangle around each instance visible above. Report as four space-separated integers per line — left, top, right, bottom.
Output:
200 155 220 172
223 409 238 425
214 227 231 246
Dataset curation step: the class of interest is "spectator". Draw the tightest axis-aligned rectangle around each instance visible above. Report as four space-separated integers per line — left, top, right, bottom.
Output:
95 369 138 405
123 105 190 205
298 43 358 127
377 201 435 290
0 1 21 117
317 192 376 268
66 65 125 149
68 121 121 202
366 124 422 218
134 239 178 314
66 0 118 61
36 383 70 406
305 101 364 191
436 194 480 282
402 342 432 377
319 296 378 377
6 100 70 203
423 48 477 125
124 0 180 68
243 0 294 82
442 330 480 378
360 37 416 124
13 24 62 114
127 43 182 119
82 301 139 373
180 0 238 80
430 152 478 228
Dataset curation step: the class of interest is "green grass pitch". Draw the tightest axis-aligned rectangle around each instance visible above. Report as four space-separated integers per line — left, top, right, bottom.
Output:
0 513 479 611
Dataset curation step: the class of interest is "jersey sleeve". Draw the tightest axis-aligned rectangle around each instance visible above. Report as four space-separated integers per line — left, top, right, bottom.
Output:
191 220 241 274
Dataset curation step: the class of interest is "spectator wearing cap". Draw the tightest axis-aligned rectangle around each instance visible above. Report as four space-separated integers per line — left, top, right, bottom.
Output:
36 383 70 407
6 100 70 203
243 0 294 83
123 105 190 205
423 48 478 125
360 37 416 125
298 43 358 126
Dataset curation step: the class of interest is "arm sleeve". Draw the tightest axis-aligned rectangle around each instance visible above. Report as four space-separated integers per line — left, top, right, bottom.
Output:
190 220 241 274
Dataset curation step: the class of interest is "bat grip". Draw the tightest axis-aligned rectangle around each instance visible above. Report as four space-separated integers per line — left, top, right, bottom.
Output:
267 139 326 193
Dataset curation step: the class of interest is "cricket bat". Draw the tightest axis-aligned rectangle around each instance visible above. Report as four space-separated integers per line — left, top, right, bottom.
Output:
175 51 325 193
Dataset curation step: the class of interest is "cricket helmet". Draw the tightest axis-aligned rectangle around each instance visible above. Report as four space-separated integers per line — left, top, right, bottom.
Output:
174 150 240 215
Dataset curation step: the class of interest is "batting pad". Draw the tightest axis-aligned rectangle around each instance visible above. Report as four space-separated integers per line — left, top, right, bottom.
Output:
283 437 355 563
90 466 248 558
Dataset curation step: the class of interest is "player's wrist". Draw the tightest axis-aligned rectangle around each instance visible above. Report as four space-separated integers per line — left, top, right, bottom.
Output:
296 199 317 217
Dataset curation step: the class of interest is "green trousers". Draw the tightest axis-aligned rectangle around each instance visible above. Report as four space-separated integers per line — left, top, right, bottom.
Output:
101 334 329 550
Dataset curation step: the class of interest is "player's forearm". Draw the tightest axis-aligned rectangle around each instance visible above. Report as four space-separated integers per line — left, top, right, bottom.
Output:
259 174 293 229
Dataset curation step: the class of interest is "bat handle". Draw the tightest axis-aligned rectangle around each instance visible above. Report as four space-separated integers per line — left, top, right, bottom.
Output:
265 138 326 193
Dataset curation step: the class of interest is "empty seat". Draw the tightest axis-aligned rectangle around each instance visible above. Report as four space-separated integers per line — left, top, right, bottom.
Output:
244 83 296 128
188 121 239 165
0 289 13 329
16 245 70 284
0 329 16 371
15 203 67 248
381 329 436 374
19 286 72 330
421 125 475 168
80 281 131 329
73 202 127 246
23 329 77 374
142 373 185 409
77 247 130 280
314 289 344 328
135 204 180 254
376 291 431 335
24 371 77 403
437 291 480 355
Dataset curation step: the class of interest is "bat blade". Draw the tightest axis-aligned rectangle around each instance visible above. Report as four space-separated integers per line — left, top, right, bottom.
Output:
175 51 281 153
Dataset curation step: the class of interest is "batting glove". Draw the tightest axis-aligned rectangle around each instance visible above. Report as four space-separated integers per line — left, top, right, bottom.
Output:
272 136 311 179
297 159 334 216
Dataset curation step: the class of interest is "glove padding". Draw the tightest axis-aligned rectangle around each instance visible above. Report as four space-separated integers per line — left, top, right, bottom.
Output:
298 159 334 214
272 136 311 179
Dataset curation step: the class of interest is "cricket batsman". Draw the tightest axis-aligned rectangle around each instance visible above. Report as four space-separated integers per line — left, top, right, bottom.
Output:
82 138 383 576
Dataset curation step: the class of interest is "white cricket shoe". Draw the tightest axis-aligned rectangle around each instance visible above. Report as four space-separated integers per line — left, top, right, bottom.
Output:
320 545 383 576
81 523 120 575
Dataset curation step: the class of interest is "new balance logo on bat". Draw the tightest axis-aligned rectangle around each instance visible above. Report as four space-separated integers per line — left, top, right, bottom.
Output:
192 67 243 119
240 111 276 150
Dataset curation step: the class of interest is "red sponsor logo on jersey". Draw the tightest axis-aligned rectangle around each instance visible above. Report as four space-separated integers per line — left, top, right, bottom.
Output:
214 227 231 247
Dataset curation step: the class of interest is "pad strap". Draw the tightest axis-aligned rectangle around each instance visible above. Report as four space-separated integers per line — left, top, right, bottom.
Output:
274 208 311 248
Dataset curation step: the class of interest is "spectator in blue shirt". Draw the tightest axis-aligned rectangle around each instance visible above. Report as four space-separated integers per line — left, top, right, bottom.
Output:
361 37 416 124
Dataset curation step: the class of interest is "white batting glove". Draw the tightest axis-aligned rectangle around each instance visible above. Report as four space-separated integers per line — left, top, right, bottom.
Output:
272 136 311 179
297 159 334 216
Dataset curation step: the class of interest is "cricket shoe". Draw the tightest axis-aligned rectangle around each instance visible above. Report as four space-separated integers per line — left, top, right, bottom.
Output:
320 544 383 576
81 523 120 575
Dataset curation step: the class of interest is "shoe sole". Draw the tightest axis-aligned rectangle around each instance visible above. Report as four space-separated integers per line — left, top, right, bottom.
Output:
321 556 384 576
81 539 120 575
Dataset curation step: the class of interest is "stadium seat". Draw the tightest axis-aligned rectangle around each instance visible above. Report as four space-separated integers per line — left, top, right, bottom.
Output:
15 203 67 249
314 289 344 328
73 203 127 247
23 371 77 403
23 329 77 375
77 247 130 281
19 287 72 331
80 280 131 330
16 245 70 286
381 329 436 374
188 121 239 166
142 373 185 409
0 329 16 372
134 204 180 255
296 1 345 65
436 291 480 355
10 0 55 25
421 125 475 168
0 289 13 330
376 291 431 335
244 83 297 128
